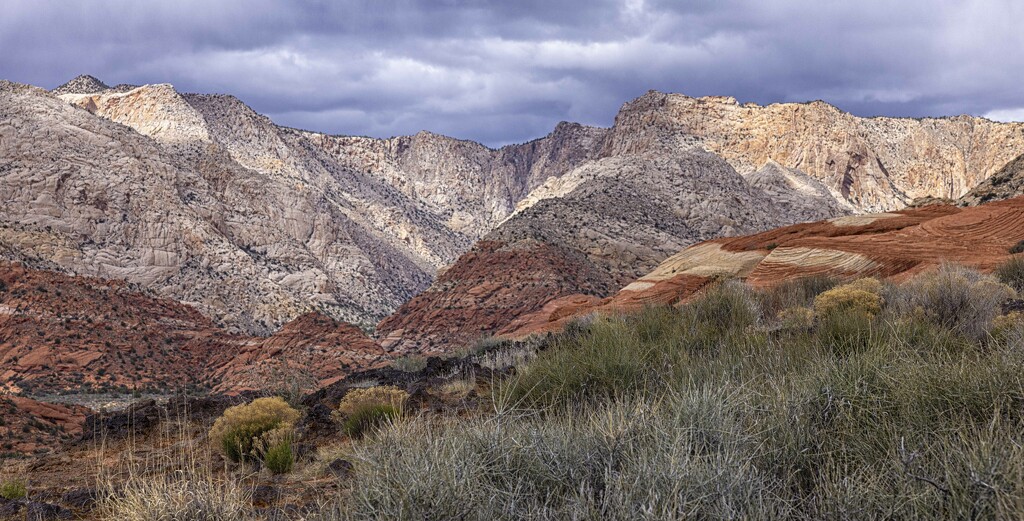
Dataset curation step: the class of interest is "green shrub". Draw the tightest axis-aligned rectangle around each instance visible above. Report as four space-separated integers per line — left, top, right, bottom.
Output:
996 254 1024 293
260 428 294 474
0 479 26 500
333 386 409 439
208 397 300 465
342 404 401 439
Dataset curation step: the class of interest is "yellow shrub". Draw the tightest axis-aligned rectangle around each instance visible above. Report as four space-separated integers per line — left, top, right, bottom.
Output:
993 311 1024 333
777 307 815 330
813 278 885 318
334 386 410 419
209 397 300 464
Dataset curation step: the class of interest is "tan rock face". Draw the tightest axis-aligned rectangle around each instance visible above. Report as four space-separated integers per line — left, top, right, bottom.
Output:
603 92 1024 211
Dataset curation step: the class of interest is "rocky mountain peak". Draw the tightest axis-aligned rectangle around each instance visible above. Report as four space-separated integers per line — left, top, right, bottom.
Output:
52 74 110 95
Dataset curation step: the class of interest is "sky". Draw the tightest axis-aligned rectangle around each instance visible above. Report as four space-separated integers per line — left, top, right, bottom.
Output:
3 0 1022 147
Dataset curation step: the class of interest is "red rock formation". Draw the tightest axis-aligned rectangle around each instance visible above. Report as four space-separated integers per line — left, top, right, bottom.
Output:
0 262 386 396
502 197 1024 338
376 240 611 354
0 396 87 455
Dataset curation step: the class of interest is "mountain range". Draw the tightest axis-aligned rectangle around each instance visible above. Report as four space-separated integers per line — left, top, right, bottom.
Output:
2 74 1024 393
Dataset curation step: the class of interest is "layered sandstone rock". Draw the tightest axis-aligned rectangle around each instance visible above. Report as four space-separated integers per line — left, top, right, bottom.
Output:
502 197 1024 338
378 150 852 353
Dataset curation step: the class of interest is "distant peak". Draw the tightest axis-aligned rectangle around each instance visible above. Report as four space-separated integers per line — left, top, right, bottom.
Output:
52 74 110 95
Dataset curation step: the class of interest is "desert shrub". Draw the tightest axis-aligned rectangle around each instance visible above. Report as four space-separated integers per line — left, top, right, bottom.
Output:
391 355 427 373
260 427 294 474
342 404 401 439
208 397 300 465
758 275 840 318
333 386 409 439
813 278 884 319
1011 240 1024 254
0 479 26 499
888 264 1014 341
996 254 1024 293
777 306 814 331
98 470 251 521
335 386 409 417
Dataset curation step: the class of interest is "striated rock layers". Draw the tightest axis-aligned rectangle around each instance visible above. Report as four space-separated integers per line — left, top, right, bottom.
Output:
502 197 1024 338
0 77 602 332
0 261 389 396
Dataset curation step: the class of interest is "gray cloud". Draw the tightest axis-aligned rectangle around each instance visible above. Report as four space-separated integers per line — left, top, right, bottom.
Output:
3 0 1022 146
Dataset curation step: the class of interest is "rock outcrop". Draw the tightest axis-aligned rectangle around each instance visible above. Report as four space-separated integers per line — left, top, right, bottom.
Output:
0 78 605 332
378 150 852 353
959 152 1024 206
501 197 1024 338
603 92 1024 211
0 261 388 395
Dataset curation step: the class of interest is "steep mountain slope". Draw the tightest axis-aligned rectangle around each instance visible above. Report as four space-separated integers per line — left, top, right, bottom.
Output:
502 197 1024 338
604 92 1024 211
378 149 852 353
0 77 605 332
0 261 388 395
959 152 1024 206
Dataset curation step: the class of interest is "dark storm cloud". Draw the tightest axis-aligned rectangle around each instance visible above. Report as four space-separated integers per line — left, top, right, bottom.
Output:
3 0 1022 146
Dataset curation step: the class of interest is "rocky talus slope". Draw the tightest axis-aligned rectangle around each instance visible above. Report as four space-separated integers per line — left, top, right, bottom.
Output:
959 152 1024 206
502 197 1024 338
0 261 388 396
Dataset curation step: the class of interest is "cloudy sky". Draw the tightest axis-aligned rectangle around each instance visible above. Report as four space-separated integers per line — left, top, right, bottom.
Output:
3 1 1022 146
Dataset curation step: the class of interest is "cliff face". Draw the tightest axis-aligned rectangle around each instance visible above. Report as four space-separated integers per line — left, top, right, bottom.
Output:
603 92 1024 211
1 78 602 333
959 152 1024 206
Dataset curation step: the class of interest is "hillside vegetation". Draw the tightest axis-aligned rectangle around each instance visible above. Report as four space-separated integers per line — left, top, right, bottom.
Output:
339 264 1024 520
7 262 1024 520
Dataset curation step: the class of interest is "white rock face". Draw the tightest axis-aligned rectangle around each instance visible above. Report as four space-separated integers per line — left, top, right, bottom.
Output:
601 91 1024 212
0 79 603 332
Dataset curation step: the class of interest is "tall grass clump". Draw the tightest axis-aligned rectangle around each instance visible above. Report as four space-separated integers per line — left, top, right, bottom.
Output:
98 469 252 521
996 254 1024 293
332 264 1024 520
208 396 299 471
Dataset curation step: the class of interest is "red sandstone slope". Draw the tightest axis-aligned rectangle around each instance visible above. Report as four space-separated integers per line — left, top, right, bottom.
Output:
501 198 1024 338
0 262 387 396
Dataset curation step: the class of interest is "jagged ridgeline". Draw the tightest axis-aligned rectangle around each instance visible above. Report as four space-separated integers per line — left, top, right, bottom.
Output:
1 75 1022 338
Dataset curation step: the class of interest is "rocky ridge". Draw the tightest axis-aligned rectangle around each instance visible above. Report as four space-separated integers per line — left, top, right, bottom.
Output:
603 92 1024 211
0 261 389 396
501 197 1024 338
